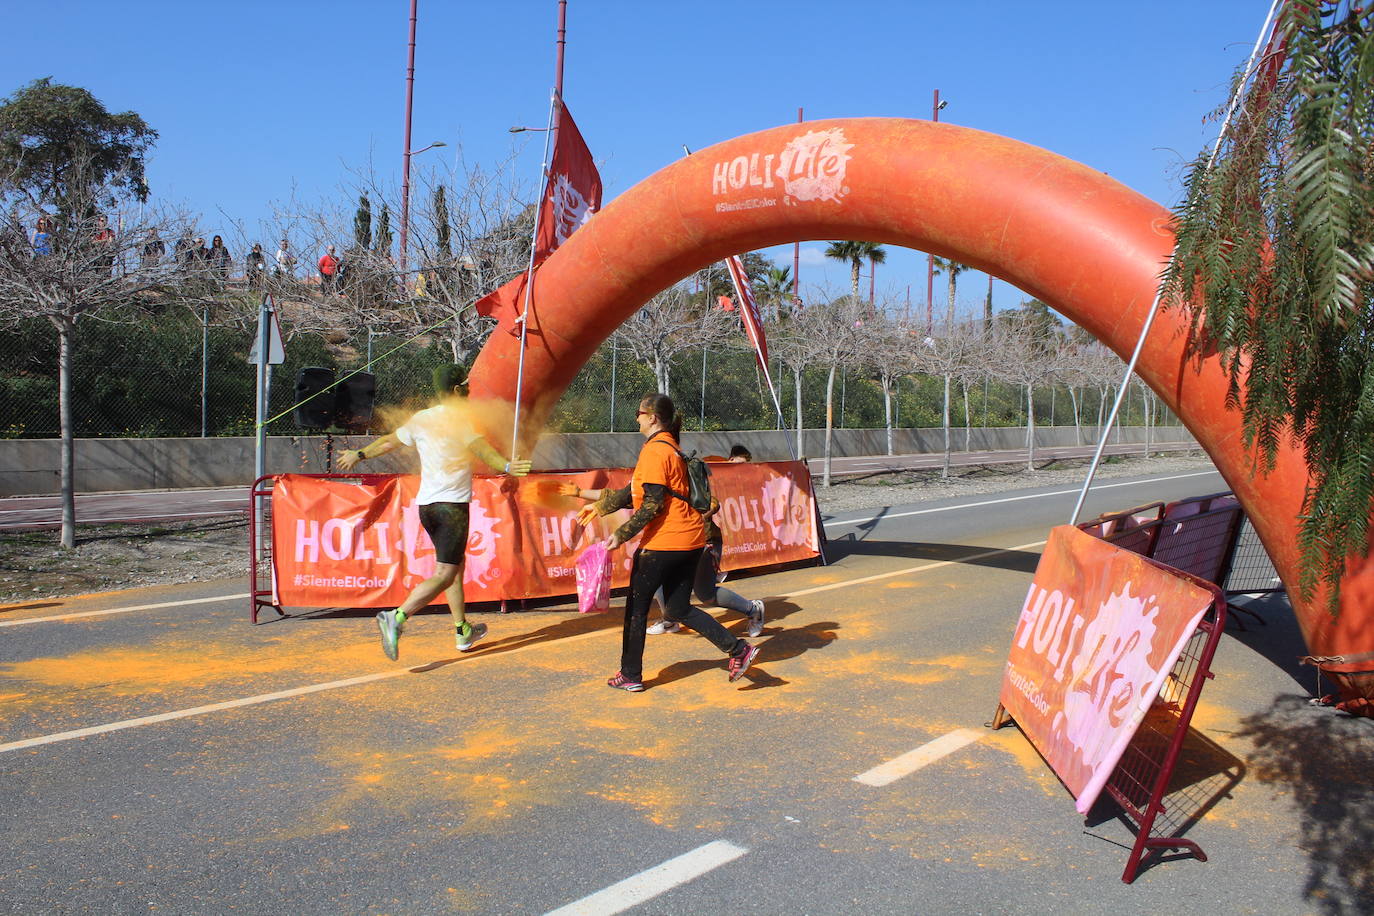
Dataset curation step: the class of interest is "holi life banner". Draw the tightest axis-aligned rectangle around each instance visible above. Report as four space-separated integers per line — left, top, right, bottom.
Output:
268 460 820 609
999 525 1215 814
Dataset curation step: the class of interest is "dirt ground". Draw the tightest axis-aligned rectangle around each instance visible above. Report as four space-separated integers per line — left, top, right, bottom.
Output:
0 452 1215 604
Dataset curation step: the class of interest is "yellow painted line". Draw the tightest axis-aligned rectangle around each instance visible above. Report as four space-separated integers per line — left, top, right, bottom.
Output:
0 594 250 628
0 540 1047 755
853 728 986 787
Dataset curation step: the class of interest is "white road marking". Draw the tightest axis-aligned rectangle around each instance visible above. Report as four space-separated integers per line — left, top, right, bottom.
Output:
824 470 1219 528
0 623 615 753
544 841 748 916
854 729 986 786
0 539 1047 754
0 594 250 627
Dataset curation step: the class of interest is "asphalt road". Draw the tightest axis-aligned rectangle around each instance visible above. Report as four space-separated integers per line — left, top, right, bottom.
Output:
0 441 1198 530
3 466 1366 915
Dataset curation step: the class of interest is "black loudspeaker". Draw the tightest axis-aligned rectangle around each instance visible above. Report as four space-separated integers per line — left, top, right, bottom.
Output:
334 372 375 433
293 367 337 429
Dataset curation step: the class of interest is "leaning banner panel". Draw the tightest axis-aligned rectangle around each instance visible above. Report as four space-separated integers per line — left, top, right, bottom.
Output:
998 525 1214 814
268 461 820 609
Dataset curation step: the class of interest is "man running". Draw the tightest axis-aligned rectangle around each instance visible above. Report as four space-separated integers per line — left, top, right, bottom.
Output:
338 365 531 659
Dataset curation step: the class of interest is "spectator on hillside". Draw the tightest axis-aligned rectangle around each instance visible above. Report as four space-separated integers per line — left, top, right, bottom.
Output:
318 245 340 295
275 238 295 277
192 237 210 276
93 214 115 274
141 228 165 268
174 230 196 269
31 215 52 258
245 243 267 290
208 235 231 282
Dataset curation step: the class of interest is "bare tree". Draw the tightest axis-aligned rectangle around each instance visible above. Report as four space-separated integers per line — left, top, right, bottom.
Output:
917 318 988 475
797 291 868 486
0 183 197 546
616 285 732 395
853 308 918 456
986 317 1068 472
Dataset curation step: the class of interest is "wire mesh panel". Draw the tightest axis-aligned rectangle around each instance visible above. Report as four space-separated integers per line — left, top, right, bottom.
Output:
1151 502 1244 586
1103 580 1229 883
1223 515 1284 596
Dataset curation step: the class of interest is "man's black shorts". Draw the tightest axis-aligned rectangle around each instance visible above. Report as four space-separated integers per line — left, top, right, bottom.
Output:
418 502 470 566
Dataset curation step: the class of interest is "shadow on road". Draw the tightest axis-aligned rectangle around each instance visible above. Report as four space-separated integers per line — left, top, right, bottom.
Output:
1235 695 1374 915
823 535 1041 574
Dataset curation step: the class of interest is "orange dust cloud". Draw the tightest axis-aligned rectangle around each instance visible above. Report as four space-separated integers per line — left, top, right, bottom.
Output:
373 395 528 471
524 477 579 512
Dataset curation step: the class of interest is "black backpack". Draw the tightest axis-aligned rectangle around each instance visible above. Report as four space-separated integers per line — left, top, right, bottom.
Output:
653 438 713 512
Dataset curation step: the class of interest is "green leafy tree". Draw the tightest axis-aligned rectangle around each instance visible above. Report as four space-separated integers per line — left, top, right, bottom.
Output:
374 204 393 258
352 193 372 250
0 79 155 215
1163 3 1374 611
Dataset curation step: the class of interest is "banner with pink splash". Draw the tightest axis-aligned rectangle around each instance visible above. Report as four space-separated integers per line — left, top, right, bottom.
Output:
999 525 1214 813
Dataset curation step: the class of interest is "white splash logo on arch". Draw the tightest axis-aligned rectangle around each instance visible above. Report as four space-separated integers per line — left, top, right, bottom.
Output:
549 172 594 247
709 127 854 211
777 127 853 204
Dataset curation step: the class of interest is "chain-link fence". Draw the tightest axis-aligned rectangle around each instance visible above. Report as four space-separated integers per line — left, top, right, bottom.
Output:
0 311 1187 440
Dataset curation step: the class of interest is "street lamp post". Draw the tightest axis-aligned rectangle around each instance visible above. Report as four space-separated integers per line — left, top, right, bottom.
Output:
926 89 947 331
398 141 444 279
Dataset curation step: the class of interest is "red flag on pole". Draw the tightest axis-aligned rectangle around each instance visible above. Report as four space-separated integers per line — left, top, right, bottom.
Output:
535 103 602 264
474 270 531 324
725 255 769 368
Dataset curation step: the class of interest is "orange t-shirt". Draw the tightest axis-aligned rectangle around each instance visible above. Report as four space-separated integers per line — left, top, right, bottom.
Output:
631 432 705 551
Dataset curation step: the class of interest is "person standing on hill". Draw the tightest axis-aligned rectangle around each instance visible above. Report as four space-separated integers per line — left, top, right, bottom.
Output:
337 364 532 660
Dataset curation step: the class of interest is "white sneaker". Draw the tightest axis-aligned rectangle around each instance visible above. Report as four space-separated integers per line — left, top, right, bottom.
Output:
747 599 766 638
646 619 682 635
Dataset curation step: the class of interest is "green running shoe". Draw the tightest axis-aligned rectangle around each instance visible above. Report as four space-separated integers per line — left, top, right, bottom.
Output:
376 610 401 661
456 621 487 652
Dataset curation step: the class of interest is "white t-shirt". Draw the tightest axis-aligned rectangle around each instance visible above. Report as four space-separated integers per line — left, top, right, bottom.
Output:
394 403 480 505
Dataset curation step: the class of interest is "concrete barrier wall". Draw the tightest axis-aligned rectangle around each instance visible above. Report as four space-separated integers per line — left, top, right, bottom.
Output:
0 425 1194 497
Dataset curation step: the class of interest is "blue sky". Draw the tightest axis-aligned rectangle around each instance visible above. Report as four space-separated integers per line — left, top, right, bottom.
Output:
5 0 1267 316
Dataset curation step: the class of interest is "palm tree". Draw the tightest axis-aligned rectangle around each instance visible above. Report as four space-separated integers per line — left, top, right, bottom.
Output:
758 264 793 320
931 256 970 328
824 240 885 304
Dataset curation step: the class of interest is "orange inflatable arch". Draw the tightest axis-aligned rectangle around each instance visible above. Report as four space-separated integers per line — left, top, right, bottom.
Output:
468 117 1373 684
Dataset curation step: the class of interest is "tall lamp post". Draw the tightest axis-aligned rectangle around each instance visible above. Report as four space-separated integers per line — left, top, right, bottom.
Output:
396 0 448 280
925 89 948 331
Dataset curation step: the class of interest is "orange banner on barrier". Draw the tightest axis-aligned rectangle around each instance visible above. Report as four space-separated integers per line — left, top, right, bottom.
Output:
999 525 1214 814
269 461 820 609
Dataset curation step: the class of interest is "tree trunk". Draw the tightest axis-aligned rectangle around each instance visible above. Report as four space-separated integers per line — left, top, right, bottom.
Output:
850 260 861 303
941 373 952 478
1069 386 1082 446
55 316 76 549
794 365 804 460
882 374 894 456
946 271 957 327
823 363 836 487
654 354 670 395
962 378 972 450
1026 383 1037 472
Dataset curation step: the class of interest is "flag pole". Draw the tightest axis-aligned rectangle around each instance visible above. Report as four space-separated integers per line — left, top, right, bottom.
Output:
509 0 567 459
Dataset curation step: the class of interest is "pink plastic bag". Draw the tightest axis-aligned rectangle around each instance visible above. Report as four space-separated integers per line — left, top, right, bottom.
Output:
575 542 612 614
